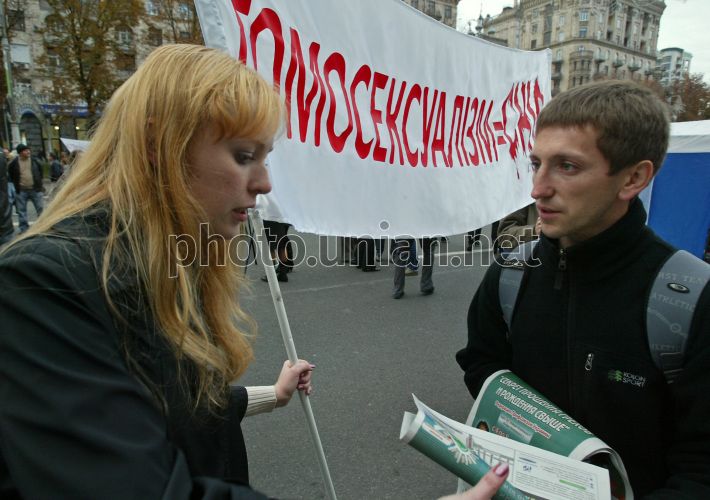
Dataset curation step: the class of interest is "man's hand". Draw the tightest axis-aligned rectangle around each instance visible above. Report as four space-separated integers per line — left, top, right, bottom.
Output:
274 359 314 407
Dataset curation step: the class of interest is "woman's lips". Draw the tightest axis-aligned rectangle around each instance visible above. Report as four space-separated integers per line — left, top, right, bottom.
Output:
232 209 248 222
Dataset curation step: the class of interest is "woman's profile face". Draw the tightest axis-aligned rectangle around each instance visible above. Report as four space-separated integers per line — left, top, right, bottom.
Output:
188 125 273 239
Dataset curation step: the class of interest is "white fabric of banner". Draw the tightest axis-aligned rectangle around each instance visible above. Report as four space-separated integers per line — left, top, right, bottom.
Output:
195 0 552 238
60 138 90 153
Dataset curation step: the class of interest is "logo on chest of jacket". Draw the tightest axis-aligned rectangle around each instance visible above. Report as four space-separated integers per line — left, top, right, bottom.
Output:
607 370 647 388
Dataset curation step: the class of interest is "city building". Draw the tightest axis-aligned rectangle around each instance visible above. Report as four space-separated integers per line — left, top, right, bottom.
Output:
0 0 200 157
462 13 509 47
401 0 458 29
657 46 692 88
478 0 666 95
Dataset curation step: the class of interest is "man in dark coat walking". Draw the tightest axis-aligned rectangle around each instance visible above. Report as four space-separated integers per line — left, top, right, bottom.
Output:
8 144 44 233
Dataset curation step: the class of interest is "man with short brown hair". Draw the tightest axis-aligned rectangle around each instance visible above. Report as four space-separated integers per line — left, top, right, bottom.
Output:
457 81 710 497
8 144 44 233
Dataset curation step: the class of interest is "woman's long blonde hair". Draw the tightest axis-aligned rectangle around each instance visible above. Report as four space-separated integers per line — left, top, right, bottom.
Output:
15 44 283 408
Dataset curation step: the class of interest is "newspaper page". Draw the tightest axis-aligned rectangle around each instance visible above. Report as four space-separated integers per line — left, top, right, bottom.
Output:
471 371 632 500
401 395 611 500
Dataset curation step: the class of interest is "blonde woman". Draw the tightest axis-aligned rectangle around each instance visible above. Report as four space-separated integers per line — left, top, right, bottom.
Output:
0 45 313 499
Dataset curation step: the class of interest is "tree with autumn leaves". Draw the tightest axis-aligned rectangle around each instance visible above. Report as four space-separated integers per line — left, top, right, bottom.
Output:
37 0 144 122
147 0 203 45
671 73 710 122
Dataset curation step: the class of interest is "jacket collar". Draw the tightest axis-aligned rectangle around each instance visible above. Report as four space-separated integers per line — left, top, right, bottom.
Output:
538 197 648 281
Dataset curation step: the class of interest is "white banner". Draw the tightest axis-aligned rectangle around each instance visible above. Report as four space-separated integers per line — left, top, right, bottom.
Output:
195 0 551 238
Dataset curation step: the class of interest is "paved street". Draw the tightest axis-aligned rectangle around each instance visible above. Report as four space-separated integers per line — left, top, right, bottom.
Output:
239 231 496 499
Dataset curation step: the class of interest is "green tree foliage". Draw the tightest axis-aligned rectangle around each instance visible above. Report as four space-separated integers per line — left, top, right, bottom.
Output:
37 0 144 120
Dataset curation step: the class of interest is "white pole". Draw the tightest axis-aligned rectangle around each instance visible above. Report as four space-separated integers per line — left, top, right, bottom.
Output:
249 209 338 500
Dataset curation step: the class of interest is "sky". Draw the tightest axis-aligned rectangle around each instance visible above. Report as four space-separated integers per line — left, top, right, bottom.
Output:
456 0 710 82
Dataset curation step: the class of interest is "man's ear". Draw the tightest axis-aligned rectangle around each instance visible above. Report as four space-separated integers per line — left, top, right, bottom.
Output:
618 160 654 201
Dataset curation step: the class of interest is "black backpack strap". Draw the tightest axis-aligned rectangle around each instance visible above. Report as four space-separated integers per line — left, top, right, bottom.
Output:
647 250 710 383
499 240 539 331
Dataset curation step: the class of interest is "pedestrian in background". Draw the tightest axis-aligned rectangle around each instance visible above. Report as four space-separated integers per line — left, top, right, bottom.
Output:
49 151 64 182
496 203 540 252
391 237 435 299
0 151 13 245
7 144 44 233
261 219 293 282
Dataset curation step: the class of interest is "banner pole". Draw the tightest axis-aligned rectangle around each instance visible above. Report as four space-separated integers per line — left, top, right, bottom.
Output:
249 209 338 500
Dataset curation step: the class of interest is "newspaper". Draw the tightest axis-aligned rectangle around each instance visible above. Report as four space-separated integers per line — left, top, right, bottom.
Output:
470 371 632 499
400 393 616 499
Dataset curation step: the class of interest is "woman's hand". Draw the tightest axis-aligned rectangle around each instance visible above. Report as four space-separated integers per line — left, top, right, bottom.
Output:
438 463 509 500
274 359 314 407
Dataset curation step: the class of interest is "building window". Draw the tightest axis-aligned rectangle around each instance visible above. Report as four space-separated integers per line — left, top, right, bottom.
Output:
177 2 192 19
146 0 160 16
115 53 136 72
579 27 587 38
579 10 589 22
531 39 537 49
543 32 551 45
15 81 32 93
47 48 61 70
179 31 191 40
428 0 434 11
558 14 565 26
532 23 538 34
411 0 419 8
8 10 25 32
10 43 30 64
558 31 565 42
116 28 133 45
444 5 452 19
616 18 621 29
148 27 163 46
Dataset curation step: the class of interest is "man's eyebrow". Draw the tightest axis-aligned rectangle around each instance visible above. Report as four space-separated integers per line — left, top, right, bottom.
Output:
530 152 586 163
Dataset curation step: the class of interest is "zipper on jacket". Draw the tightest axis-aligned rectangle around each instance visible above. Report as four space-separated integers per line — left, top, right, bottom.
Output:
585 353 594 371
554 248 567 290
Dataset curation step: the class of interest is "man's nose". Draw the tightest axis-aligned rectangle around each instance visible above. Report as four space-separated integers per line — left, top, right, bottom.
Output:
531 166 552 199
